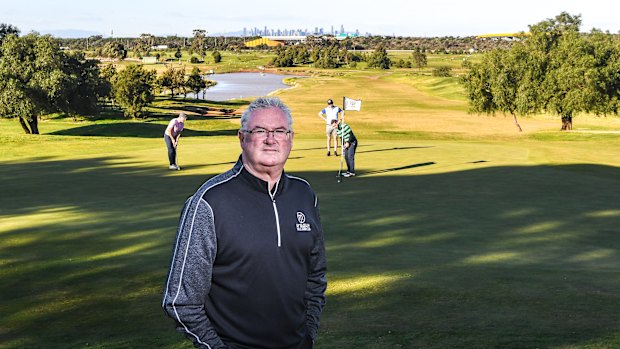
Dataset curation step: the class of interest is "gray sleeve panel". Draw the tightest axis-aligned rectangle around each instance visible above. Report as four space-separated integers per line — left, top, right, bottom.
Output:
162 196 225 349
305 194 328 340
163 160 243 349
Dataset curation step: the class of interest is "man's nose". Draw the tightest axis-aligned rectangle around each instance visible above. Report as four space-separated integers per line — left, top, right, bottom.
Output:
264 131 277 143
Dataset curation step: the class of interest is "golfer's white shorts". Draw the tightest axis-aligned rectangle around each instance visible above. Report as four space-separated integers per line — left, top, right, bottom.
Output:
326 124 337 136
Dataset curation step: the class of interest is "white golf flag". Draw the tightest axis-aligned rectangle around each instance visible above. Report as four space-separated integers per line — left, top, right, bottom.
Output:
343 97 362 111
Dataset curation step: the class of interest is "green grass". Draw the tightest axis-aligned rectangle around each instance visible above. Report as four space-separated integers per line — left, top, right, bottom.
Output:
103 50 276 74
2 68 620 348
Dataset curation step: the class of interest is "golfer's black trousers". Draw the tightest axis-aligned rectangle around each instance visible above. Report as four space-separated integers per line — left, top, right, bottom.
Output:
345 140 357 173
164 135 176 165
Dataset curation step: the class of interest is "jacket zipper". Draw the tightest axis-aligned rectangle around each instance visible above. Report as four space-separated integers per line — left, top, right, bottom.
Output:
269 180 281 247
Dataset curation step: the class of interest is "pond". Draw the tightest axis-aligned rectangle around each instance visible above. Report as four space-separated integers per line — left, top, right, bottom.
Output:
189 72 301 101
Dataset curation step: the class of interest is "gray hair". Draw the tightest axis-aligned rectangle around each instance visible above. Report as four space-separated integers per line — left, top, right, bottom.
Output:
240 97 293 131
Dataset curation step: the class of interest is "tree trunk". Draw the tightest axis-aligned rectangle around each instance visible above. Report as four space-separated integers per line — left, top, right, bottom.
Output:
511 112 523 132
28 116 40 134
561 115 573 131
18 116 32 134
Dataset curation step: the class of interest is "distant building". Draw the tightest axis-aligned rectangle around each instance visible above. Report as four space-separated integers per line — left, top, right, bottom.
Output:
244 37 286 47
335 33 359 40
151 45 169 50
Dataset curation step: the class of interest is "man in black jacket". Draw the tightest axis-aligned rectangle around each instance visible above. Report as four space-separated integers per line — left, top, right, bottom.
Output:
162 97 327 349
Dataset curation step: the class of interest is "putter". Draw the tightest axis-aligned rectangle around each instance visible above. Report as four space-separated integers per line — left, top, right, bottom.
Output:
175 141 181 170
337 134 344 183
337 151 344 182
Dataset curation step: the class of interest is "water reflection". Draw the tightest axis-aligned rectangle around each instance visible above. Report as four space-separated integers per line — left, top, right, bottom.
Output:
189 72 300 101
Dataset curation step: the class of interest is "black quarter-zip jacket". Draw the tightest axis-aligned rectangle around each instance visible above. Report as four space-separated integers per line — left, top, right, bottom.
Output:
163 158 327 349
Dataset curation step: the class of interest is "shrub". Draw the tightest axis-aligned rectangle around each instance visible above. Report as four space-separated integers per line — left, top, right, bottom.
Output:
432 66 452 77
212 51 222 63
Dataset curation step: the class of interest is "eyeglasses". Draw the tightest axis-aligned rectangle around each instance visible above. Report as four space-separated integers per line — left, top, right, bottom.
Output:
242 128 292 140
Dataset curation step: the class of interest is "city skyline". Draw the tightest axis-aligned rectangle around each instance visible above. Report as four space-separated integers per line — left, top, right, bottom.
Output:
3 0 619 38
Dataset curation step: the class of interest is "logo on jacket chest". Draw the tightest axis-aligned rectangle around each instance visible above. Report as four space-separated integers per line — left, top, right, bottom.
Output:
296 211 311 232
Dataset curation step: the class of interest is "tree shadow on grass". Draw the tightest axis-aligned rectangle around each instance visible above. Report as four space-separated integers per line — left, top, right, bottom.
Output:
357 145 433 154
360 161 435 176
49 123 238 138
1 157 619 348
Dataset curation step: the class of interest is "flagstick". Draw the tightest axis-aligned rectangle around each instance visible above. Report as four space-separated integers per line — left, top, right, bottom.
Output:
337 105 345 183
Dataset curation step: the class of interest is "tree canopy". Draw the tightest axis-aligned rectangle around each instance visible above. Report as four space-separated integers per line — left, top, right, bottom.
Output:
186 67 207 97
112 64 156 118
0 23 20 44
462 12 620 130
367 45 391 69
0 32 104 134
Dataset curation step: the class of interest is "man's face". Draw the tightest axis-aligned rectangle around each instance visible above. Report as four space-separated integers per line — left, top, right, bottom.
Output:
239 107 293 172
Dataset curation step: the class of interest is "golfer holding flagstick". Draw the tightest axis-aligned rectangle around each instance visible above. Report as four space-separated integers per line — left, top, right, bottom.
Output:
164 112 187 170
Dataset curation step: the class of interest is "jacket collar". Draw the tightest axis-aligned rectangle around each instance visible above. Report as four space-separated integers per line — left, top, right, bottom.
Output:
236 155 287 196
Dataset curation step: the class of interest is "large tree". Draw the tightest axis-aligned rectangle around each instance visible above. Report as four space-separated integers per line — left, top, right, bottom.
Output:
463 12 620 131
462 48 526 131
112 64 155 118
55 51 103 119
0 33 102 134
540 27 620 129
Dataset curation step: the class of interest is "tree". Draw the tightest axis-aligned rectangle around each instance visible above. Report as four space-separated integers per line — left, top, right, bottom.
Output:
0 33 86 134
432 66 452 77
212 50 222 63
411 51 427 71
135 33 154 58
112 64 155 118
186 67 207 98
158 66 185 98
272 46 295 67
100 41 126 60
293 46 310 64
98 64 116 108
315 46 340 69
462 49 524 131
463 12 620 131
192 29 207 60
539 25 620 130
55 51 103 119
367 45 391 69
0 23 20 44
175 48 182 61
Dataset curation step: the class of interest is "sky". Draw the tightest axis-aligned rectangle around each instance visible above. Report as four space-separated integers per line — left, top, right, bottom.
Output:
2 0 619 38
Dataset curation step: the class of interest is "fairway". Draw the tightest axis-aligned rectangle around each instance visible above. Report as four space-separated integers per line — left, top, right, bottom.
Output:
1 70 620 348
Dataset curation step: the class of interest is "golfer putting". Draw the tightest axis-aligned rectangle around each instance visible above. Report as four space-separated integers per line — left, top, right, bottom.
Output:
334 97 362 182
164 112 187 170
335 119 358 179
